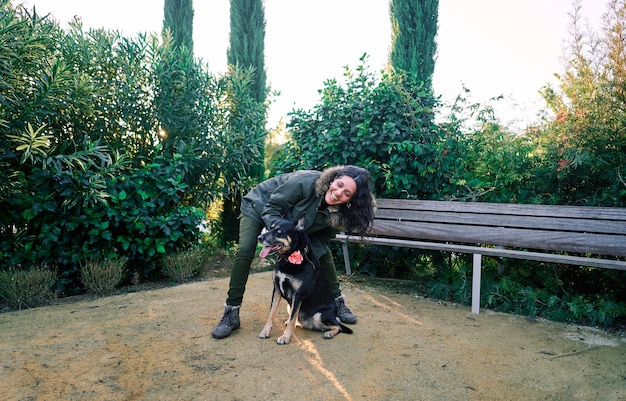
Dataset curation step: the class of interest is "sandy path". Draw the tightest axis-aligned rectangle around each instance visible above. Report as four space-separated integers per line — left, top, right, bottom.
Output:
1 271 625 401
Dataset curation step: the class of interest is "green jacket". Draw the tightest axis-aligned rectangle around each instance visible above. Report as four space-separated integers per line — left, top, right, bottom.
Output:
240 168 342 254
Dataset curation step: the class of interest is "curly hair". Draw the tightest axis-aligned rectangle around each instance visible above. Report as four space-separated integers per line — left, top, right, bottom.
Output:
325 165 377 234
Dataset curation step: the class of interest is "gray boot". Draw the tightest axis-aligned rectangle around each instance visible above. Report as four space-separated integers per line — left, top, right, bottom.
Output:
212 304 241 339
335 295 357 324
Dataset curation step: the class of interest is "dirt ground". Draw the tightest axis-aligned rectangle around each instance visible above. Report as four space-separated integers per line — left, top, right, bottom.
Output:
1 270 625 401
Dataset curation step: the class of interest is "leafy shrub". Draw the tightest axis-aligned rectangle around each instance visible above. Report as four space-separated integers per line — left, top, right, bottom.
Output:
80 258 126 295
105 154 207 278
278 54 446 199
535 0 626 207
161 246 215 283
0 2 261 295
0 266 57 310
482 274 626 327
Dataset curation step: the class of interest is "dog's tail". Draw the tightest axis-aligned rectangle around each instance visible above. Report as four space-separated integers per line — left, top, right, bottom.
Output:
338 322 353 335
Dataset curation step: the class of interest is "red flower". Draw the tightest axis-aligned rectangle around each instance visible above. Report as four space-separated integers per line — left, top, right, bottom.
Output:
557 159 571 172
288 251 304 265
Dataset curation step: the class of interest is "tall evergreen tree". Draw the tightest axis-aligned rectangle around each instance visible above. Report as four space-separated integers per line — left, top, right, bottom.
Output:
227 0 267 104
220 0 268 244
389 0 438 89
163 0 194 51
158 0 197 156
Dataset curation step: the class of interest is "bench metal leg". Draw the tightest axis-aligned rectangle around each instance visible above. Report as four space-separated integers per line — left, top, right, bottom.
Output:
341 240 352 276
472 254 482 314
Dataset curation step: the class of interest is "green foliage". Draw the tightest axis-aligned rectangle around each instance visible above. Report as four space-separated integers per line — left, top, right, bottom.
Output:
221 0 268 245
482 270 626 327
105 154 207 279
80 258 126 296
344 240 626 327
54 21 160 159
3 133 124 277
215 66 267 245
0 265 57 310
161 245 214 283
163 0 194 51
280 55 446 199
536 0 626 206
389 0 438 88
3 136 205 292
155 31 210 158
376 253 626 327
437 91 540 202
0 2 259 295
6 123 53 164
436 0 625 206
228 0 267 104
264 121 288 178
0 2 61 206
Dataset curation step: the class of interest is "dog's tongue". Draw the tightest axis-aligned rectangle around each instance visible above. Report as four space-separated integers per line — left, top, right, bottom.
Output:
259 246 272 259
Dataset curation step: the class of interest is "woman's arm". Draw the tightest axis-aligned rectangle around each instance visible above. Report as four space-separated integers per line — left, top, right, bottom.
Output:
260 176 308 228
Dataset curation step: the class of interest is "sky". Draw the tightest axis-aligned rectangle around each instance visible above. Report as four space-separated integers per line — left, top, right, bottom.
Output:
19 0 605 130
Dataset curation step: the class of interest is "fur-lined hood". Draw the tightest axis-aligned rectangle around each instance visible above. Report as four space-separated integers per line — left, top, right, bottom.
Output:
314 165 344 198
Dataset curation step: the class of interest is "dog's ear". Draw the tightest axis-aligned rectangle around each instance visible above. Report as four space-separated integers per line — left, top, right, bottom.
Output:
295 215 306 231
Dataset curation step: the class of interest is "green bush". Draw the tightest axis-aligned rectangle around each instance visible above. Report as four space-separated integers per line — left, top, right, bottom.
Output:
0 3 259 294
104 154 208 280
2 144 207 293
80 258 126 295
0 266 57 310
279 54 446 199
482 274 626 327
161 246 214 283
536 0 626 207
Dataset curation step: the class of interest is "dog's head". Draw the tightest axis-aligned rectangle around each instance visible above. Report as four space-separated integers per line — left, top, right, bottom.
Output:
258 215 306 259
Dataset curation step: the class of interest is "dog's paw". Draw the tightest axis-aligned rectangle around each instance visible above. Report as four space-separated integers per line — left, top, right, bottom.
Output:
259 327 272 339
276 335 291 345
323 331 336 339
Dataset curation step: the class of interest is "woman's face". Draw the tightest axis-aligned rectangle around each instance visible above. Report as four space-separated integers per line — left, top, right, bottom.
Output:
325 176 357 205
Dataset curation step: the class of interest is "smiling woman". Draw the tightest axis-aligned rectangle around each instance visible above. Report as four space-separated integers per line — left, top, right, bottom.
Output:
211 165 376 339
325 175 356 206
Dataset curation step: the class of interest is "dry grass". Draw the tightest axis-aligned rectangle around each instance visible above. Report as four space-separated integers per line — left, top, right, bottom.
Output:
161 246 215 283
81 258 126 296
0 266 57 310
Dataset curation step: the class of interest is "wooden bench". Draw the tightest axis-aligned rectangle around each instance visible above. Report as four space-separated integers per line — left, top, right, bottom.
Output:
334 199 626 314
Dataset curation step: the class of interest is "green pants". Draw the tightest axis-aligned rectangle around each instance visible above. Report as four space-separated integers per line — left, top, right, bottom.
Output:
226 215 341 306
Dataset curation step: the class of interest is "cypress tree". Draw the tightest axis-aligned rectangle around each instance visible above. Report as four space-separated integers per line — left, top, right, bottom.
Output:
227 0 267 104
163 0 194 51
158 0 196 156
389 0 438 88
220 0 268 244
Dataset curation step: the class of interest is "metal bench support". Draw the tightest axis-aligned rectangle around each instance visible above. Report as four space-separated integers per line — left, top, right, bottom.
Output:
472 254 482 314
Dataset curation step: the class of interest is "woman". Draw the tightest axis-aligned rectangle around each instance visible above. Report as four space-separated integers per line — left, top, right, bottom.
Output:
212 165 376 339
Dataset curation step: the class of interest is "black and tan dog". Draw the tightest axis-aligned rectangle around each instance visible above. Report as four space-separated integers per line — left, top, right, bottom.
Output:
257 215 353 344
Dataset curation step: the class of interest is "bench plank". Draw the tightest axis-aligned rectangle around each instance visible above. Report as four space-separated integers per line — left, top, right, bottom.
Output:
370 220 626 257
374 209 626 235
377 199 626 221
335 199 626 313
